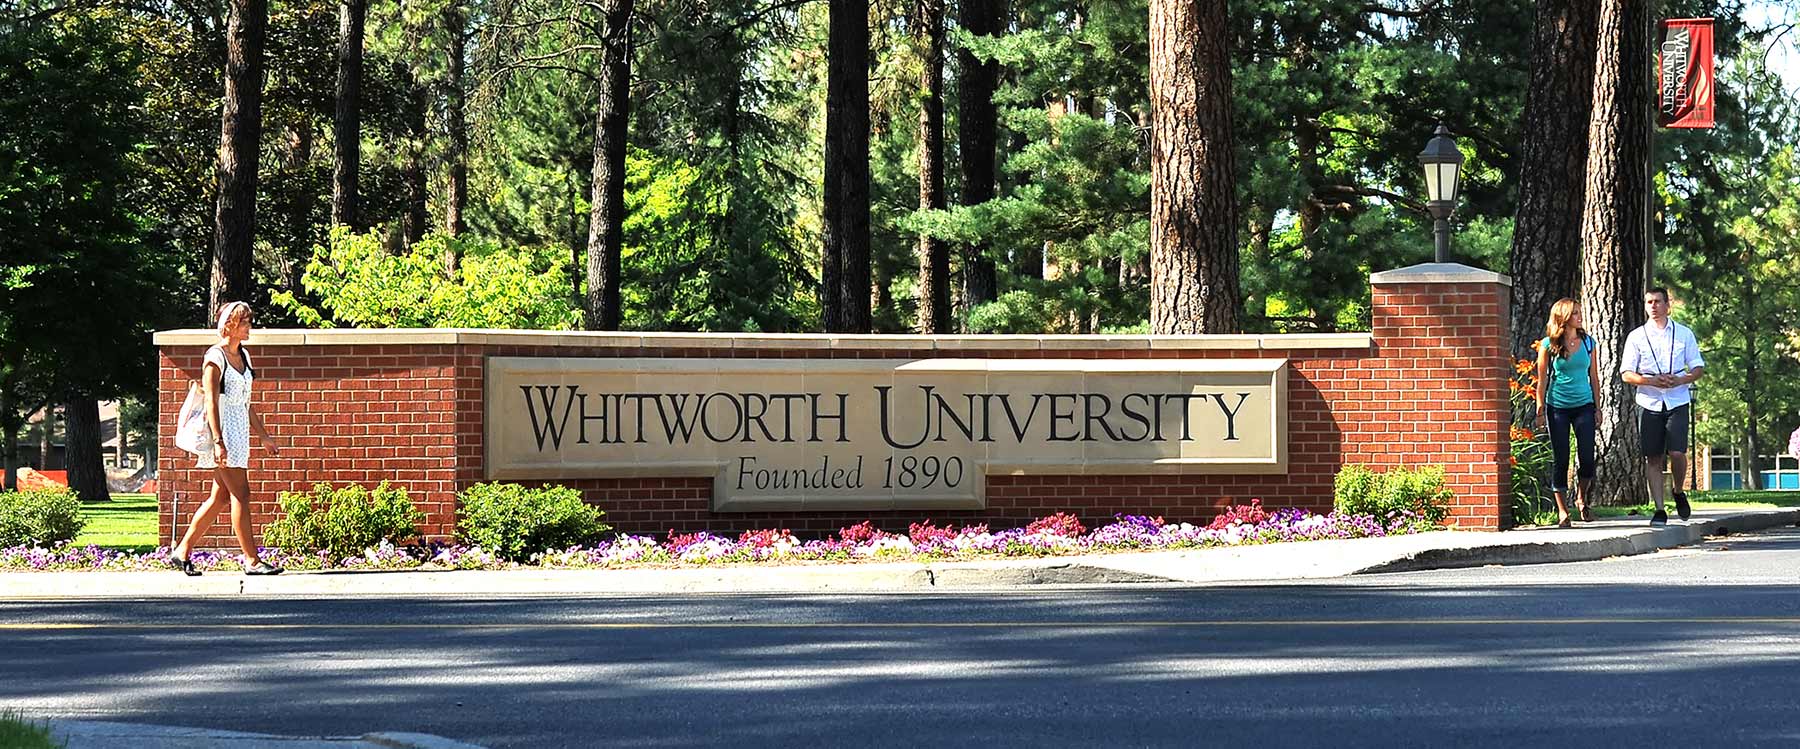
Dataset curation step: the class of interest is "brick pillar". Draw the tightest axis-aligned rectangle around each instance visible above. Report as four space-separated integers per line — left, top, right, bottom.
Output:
1367 263 1512 530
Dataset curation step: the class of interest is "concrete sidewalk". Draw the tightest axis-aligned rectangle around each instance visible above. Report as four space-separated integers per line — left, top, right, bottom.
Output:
2 507 1795 599
45 720 486 749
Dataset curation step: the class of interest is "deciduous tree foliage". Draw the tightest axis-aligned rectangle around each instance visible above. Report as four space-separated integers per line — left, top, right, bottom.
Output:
274 229 580 328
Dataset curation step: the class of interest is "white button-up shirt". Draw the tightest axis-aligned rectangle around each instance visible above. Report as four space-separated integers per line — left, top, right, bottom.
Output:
1620 320 1704 411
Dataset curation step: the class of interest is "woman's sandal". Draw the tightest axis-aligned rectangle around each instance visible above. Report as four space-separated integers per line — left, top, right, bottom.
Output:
1576 500 1593 523
170 554 201 577
1556 515 1573 529
244 560 284 576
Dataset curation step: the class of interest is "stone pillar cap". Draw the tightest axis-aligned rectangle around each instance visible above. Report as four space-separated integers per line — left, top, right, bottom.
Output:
1369 263 1512 287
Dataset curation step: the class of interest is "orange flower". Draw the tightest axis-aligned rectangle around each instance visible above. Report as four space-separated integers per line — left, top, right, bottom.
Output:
1510 425 1536 441
1514 359 1535 375
1510 455 1519 466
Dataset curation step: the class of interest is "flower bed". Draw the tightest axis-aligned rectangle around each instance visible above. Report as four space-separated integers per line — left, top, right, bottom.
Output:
0 504 1435 573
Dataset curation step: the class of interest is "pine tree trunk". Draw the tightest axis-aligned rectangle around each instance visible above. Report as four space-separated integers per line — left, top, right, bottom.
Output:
331 0 366 229
63 398 110 503
0 381 17 491
1579 0 1652 506
1742 273 1762 488
957 0 1001 310
1242 200 1273 326
1295 116 1322 261
873 259 894 326
40 405 52 468
583 0 633 331
282 123 312 292
823 0 872 333
1292 36 1323 264
915 0 949 333
402 68 429 247
1742 433 1759 489
1 428 14 490
444 0 468 272
211 0 268 318
1509 0 1599 363
1148 0 1239 334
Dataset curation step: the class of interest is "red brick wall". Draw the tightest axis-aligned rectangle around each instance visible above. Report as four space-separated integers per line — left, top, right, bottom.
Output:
158 345 467 550
158 274 1511 547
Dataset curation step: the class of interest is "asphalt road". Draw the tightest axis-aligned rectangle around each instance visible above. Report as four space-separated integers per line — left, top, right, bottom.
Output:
7 527 1800 748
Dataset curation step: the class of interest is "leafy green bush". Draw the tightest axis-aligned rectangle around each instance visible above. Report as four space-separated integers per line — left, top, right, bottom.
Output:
0 488 84 547
457 483 609 562
0 711 60 749
264 482 422 560
272 227 581 330
1333 464 1453 528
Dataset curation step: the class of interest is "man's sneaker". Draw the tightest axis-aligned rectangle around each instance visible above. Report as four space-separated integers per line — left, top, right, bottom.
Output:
1674 491 1691 521
1650 510 1669 526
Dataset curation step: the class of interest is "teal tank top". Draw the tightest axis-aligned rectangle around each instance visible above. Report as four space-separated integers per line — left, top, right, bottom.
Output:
1542 335 1595 408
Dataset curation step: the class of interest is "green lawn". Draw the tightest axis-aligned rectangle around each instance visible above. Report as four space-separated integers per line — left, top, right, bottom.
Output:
1590 489 1800 518
75 493 158 551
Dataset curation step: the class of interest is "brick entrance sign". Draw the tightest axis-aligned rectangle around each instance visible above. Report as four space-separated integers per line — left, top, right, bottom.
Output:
157 264 1511 547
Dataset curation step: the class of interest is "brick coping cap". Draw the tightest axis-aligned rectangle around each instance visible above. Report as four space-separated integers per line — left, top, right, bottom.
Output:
154 329 1375 352
1370 262 1512 287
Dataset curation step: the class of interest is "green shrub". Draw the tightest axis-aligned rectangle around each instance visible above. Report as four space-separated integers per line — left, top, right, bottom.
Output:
457 483 609 562
264 482 423 560
0 712 60 749
1333 464 1453 527
0 488 84 548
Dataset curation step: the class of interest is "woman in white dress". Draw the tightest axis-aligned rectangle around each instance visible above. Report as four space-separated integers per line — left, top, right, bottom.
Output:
169 301 284 576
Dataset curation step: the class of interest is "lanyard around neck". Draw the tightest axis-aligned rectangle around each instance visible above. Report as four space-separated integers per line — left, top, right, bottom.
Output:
1643 321 1677 376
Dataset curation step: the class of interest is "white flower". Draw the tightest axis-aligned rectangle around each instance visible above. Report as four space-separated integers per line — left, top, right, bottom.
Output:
678 538 733 562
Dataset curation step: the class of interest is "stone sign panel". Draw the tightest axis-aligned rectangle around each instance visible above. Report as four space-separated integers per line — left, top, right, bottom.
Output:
485 357 1287 511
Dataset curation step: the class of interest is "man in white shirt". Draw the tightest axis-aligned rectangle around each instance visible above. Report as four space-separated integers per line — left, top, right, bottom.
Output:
1619 287 1705 525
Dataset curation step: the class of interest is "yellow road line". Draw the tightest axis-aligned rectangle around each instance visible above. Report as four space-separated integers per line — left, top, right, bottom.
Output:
4 617 1800 630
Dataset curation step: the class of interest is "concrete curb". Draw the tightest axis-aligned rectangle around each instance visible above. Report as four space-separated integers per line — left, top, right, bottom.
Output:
1356 507 1800 574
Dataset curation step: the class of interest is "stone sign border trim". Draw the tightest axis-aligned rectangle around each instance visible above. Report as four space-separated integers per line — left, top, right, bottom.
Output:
153 329 1373 353
482 357 1290 513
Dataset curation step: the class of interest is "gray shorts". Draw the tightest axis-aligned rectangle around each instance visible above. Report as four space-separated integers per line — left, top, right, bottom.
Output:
1638 404 1691 457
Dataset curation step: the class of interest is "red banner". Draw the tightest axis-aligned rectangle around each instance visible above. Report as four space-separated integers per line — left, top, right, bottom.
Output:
1658 18 1715 129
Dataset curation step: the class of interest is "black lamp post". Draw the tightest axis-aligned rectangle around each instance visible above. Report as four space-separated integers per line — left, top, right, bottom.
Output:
1417 124 1464 263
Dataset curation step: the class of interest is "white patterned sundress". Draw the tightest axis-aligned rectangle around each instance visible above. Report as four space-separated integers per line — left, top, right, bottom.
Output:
195 345 254 469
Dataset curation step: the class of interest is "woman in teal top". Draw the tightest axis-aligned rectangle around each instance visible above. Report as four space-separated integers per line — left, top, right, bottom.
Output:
1535 298 1603 527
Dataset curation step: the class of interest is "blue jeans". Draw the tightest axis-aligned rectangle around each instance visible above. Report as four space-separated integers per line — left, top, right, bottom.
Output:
1548 403 1597 492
